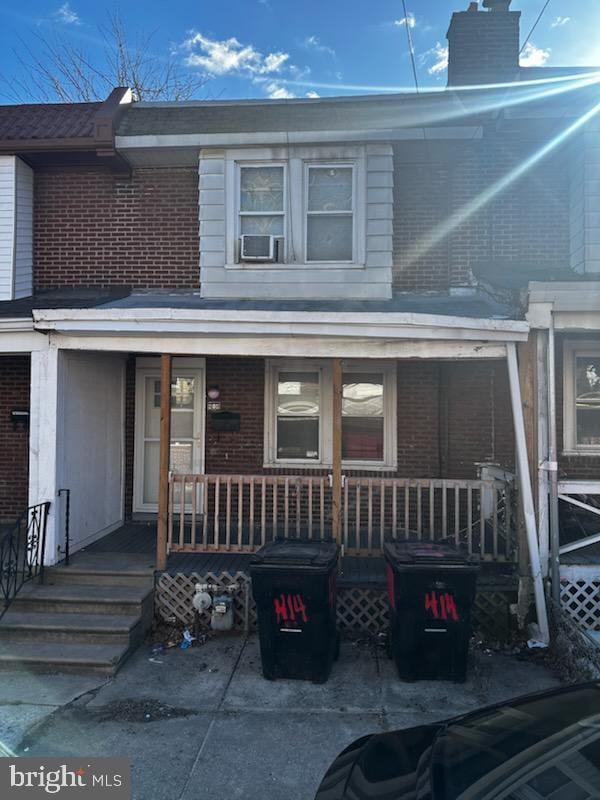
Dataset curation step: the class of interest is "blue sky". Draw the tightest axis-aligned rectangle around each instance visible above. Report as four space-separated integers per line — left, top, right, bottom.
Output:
0 0 599 103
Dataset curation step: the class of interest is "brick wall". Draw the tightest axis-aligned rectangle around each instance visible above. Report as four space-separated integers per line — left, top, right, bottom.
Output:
0 356 30 521
33 166 200 290
392 140 570 291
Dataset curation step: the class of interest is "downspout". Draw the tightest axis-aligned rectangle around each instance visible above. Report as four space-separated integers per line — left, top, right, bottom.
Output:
547 313 561 606
506 342 550 643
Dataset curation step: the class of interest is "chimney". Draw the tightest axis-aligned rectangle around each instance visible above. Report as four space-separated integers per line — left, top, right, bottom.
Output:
446 0 521 87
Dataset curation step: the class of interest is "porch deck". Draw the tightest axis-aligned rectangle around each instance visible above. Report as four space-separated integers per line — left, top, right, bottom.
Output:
79 522 517 591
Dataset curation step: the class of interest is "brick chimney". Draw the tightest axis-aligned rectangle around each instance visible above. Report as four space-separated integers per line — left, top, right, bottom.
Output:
446 0 521 87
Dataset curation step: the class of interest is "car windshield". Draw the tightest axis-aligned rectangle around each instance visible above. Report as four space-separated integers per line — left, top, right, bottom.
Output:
432 684 600 800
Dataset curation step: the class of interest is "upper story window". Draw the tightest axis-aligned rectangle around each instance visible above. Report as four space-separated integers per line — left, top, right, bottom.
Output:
563 341 600 453
239 165 285 237
306 165 354 263
224 147 367 269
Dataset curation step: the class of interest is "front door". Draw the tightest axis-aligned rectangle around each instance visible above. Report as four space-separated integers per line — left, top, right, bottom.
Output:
133 358 205 513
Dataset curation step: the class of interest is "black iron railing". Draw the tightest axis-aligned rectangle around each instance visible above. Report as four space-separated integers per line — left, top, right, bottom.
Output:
0 502 50 618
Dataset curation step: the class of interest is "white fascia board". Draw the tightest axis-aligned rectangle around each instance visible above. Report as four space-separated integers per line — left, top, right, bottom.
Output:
33 307 528 342
115 127 482 150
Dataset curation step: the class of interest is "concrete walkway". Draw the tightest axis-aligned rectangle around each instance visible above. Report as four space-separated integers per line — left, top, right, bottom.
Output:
1 635 560 800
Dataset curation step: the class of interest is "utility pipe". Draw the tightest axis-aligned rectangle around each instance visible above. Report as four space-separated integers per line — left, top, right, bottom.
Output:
506 343 550 643
547 315 561 606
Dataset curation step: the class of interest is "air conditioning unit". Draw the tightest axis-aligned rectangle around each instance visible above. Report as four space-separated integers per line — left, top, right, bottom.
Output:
240 234 278 262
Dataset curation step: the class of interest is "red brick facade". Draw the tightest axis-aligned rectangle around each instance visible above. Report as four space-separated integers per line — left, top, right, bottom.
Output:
392 141 570 291
33 166 200 290
122 356 514 516
0 356 30 522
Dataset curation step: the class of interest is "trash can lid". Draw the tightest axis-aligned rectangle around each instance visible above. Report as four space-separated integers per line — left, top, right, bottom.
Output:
251 538 339 568
384 540 476 567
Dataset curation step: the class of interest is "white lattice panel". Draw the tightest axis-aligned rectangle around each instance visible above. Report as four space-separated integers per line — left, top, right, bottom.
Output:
156 572 514 639
560 579 600 631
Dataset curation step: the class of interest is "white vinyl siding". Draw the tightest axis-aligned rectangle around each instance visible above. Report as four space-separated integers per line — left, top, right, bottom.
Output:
198 144 393 300
0 155 33 300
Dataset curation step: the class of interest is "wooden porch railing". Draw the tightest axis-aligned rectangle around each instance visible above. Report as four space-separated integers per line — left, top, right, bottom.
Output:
167 474 514 560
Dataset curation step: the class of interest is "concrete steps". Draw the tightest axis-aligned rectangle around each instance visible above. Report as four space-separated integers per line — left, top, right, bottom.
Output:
0 556 155 675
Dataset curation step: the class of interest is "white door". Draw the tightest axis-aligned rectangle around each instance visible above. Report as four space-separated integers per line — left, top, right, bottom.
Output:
134 359 205 513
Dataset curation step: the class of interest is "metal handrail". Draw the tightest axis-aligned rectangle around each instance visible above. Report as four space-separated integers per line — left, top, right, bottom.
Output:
0 501 50 618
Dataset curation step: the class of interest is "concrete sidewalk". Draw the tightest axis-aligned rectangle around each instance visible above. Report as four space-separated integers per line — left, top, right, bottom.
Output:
2 635 560 800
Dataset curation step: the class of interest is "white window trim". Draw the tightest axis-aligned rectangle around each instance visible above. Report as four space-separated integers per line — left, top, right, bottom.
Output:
224 146 366 270
235 161 288 262
304 162 356 265
264 359 397 470
563 339 600 455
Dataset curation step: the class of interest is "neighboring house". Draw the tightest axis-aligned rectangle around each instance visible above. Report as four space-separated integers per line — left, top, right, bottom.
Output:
0 0 598 670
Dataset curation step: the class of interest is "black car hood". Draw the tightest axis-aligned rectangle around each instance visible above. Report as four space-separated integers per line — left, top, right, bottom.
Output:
315 725 440 800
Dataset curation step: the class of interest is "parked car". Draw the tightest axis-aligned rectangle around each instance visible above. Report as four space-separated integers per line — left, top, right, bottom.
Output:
315 682 600 799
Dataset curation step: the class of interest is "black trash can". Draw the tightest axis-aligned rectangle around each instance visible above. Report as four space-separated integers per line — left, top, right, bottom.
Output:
250 538 339 683
384 541 478 683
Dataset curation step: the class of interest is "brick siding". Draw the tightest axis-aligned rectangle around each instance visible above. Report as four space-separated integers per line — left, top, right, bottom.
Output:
0 356 30 522
392 140 570 291
33 166 200 290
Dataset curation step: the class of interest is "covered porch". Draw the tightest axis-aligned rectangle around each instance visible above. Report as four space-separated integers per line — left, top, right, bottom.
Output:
28 292 547 638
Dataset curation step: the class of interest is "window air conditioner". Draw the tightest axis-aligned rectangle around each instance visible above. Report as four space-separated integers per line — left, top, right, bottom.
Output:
240 234 278 262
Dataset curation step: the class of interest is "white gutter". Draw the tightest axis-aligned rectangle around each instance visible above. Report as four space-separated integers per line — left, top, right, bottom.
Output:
0 318 35 332
32 307 529 342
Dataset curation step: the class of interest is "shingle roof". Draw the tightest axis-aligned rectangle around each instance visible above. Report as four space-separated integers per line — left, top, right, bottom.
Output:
0 101 102 141
116 93 465 137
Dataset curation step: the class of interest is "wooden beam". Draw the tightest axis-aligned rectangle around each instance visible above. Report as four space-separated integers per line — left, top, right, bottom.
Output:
156 354 172 571
331 358 342 546
517 334 538 578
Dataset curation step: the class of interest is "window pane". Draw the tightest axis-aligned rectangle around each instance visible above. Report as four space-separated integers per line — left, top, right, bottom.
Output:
277 418 319 460
240 215 284 236
172 377 194 409
277 371 319 416
343 373 384 417
240 166 283 212
576 357 600 445
308 167 352 212
307 216 353 261
342 417 384 461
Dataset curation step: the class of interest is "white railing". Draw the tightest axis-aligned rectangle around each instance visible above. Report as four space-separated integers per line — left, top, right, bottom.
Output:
168 474 514 560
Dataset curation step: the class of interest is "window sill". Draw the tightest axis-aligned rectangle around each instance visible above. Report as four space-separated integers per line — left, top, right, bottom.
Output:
226 261 366 271
562 450 600 458
263 462 398 472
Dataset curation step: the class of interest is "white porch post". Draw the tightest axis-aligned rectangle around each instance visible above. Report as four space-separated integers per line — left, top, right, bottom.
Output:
28 342 60 567
536 330 550 578
506 342 550 643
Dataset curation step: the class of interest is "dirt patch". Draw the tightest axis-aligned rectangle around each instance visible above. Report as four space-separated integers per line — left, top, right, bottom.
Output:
94 699 196 723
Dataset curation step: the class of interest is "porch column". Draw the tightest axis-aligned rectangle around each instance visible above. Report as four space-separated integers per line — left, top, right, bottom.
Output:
28 343 60 566
331 358 342 546
156 354 172 571
506 343 550 643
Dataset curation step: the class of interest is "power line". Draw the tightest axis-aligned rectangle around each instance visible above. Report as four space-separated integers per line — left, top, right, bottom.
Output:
401 0 420 93
520 0 552 55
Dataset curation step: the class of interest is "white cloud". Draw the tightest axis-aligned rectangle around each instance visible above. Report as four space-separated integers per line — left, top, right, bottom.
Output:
265 81 295 99
551 16 570 28
394 13 416 29
302 35 336 58
520 42 551 67
305 90 319 98
420 42 448 76
182 32 289 76
54 2 80 25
